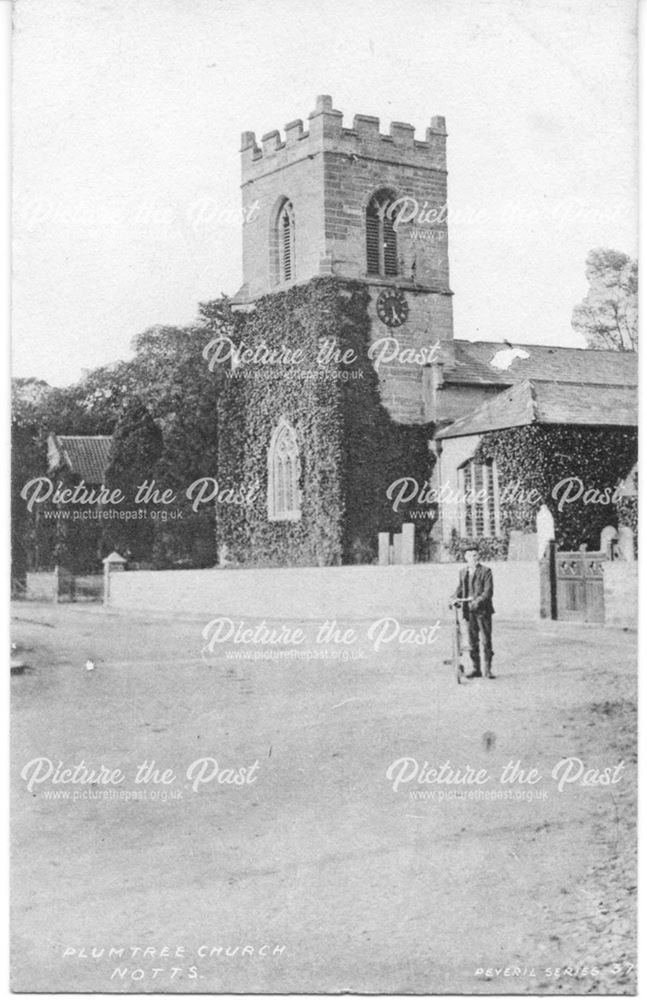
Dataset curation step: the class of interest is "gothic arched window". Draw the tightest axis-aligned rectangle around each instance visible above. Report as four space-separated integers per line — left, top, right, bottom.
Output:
366 189 398 277
277 200 295 283
267 418 301 521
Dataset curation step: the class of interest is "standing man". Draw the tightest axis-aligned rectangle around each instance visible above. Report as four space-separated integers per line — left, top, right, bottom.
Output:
451 547 495 679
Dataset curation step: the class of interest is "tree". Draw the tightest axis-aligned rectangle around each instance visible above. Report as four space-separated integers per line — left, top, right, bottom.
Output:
11 382 52 589
571 249 637 351
12 374 122 580
126 319 227 567
151 410 219 568
103 399 163 561
11 297 236 575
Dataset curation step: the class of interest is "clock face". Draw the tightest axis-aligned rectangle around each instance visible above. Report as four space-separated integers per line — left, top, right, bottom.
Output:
376 289 409 328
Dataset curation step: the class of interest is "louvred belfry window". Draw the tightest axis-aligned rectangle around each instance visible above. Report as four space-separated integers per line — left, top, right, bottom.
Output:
366 191 398 277
278 201 295 283
366 204 380 275
268 418 302 522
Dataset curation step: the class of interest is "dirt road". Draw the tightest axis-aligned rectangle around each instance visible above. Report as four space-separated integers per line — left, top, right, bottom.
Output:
11 603 637 994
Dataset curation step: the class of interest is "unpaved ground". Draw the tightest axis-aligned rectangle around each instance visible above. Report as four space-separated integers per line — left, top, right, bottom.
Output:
10 602 637 994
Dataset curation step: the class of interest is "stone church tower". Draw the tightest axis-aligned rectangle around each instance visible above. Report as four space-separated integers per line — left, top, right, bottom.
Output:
232 94 453 424
220 96 453 567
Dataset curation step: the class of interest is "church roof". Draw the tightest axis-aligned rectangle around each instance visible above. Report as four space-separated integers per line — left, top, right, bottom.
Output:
435 379 637 439
437 340 638 387
47 434 113 484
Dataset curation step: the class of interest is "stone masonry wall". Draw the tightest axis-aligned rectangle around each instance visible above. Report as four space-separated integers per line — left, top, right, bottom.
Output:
237 96 454 425
603 561 638 628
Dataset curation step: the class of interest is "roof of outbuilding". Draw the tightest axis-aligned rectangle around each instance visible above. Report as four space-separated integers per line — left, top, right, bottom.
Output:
48 435 113 483
435 380 637 439
436 340 638 387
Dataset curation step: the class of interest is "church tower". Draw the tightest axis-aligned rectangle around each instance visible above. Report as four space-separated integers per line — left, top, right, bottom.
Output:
232 95 453 424
219 96 455 567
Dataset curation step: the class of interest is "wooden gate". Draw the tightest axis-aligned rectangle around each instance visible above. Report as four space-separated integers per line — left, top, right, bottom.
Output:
542 543 606 623
54 566 104 603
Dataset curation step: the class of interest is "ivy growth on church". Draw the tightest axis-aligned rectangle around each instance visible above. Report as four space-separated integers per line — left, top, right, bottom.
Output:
215 277 434 567
454 425 638 556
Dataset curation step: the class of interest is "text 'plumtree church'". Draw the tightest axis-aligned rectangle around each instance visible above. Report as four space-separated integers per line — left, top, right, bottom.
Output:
216 95 637 569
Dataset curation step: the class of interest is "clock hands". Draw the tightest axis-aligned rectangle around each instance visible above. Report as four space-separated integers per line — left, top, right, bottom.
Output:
377 291 407 326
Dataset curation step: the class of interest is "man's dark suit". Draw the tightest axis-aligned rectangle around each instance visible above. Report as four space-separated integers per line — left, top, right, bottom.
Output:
453 563 495 677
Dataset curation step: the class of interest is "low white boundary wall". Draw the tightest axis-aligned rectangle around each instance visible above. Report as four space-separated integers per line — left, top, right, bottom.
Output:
107 562 541 621
603 562 638 629
25 571 56 601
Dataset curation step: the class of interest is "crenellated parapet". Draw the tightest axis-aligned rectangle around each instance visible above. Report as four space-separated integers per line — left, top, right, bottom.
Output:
235 93 453 349
241 95 447 181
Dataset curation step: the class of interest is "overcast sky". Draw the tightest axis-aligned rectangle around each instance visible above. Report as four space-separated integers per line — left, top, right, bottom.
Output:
12 0 637 387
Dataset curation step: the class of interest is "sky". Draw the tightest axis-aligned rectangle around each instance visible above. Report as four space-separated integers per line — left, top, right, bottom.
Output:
12 0 637 387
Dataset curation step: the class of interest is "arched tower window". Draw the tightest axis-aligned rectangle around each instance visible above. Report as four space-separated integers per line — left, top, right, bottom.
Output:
268 418 301 521
277 200 295 283
366 189 398 277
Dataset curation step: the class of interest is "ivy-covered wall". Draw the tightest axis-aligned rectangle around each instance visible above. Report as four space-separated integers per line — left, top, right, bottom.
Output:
451 424 638 557
216 277 434 566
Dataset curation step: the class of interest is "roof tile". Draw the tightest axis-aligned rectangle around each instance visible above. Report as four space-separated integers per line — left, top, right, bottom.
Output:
438 340 638 387
436 380 637 438
49 435 113 483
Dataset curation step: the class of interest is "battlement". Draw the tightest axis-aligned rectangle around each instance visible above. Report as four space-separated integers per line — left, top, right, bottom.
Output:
241 95 447 180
